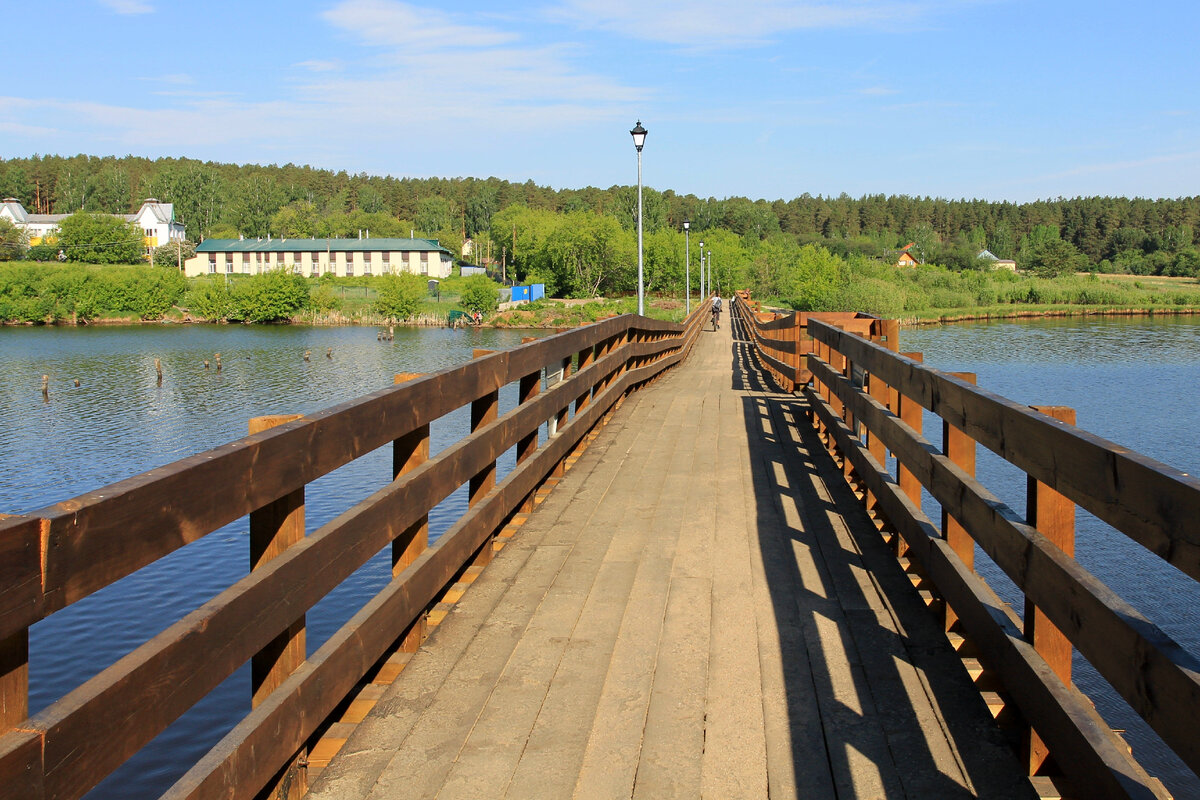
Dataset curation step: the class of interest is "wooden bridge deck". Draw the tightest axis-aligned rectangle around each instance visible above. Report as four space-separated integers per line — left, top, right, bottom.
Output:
307 320 1035 800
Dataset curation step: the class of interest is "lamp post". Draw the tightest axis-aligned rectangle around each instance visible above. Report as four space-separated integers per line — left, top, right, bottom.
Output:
630 120 647 316
698 240 705 300
683 220 691 315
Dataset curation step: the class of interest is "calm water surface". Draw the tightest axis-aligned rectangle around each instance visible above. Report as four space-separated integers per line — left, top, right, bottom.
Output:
2 318 1199 797
901 315 1200 799
0 323 556 799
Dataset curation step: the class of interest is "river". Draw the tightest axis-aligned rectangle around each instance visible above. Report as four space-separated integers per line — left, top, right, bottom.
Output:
1 317 1198 798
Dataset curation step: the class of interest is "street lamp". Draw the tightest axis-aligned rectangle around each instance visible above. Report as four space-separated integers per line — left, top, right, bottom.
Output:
698 240 705 300
709 250 716 297
683 220 691 315
630 120 648 316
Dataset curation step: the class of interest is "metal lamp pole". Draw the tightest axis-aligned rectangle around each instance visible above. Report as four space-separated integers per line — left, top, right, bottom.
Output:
630 120 647 316
698 240 705 300
683 220 691 315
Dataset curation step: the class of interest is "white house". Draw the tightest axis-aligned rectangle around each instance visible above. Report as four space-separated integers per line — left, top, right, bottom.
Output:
0 198 186 259
184 237 456 278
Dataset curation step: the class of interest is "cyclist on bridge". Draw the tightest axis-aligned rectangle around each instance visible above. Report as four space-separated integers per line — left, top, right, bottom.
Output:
711 294 723 330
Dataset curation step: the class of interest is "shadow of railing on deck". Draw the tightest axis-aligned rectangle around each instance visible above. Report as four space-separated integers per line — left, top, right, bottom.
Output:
730 311 1035 799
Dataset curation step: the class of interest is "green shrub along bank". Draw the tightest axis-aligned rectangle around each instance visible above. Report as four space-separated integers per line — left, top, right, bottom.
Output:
185 270 311 323
0 263 187 322
752 244 1200 319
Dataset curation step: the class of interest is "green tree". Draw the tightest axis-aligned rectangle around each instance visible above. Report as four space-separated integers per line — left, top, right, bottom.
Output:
151 239 196 268
56 212 144 263
227 174 285 237
459 275 499 313
375 273 427 319
415 196 453 234
230 270 310 322
185 278 235 320
543 212 633 297
465 185 498 238
149 163 224 239
1025 237 1088 278
0 218 27 261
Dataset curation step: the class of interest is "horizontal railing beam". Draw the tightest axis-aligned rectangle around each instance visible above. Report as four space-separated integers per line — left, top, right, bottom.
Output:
806 385 1168 800
808 318 1200 583
810 352 1200 778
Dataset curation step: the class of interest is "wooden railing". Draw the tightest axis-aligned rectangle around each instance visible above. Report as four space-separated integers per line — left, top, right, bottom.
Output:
733 293 1200 799
0 307 707 800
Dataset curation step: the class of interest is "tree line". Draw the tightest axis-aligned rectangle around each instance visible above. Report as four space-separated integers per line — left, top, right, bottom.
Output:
2 154 1199 281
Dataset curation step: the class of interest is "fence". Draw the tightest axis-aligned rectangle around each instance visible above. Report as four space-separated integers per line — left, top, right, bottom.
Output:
733 292 1198 799
0 306 707 799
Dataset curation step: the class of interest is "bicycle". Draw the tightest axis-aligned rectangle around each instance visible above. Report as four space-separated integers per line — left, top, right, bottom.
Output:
711 306 721 330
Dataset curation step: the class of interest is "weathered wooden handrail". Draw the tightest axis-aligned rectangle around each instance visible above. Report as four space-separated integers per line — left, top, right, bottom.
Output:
733 293 1198 799
0 307 707 800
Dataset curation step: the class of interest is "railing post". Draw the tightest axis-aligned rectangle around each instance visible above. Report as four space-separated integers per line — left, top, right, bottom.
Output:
791 314 803 393
516 344 541 513
392 373 429 652
896 353 925 554
470 350 499 566
0 515 30 743
1024 405 1077 775
247 413 307 800
575 344 595 414
941 372 977 633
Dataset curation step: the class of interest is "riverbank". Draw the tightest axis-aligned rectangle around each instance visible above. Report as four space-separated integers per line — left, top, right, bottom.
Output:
900 304 1200 326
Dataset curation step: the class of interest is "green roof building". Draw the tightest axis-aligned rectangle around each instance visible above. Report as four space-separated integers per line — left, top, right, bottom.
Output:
184 237 454 278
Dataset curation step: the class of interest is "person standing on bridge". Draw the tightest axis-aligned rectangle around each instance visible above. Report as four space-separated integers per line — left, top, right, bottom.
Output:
711 294 723 330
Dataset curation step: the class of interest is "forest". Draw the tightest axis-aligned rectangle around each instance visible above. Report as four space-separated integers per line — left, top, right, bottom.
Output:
2 154 1199 311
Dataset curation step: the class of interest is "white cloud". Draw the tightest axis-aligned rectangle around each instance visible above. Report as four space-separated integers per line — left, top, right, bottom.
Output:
860 86 898 96
313 0 645 121
322 0 517 50
294 60 342 72
547 0 930 46
99 0 154 14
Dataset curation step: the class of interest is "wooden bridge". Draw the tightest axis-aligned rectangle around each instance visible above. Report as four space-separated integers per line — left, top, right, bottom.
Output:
2 296 1199 799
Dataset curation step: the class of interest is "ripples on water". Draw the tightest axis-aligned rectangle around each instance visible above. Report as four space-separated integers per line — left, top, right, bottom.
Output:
901 316 1200 799
0 323 554 798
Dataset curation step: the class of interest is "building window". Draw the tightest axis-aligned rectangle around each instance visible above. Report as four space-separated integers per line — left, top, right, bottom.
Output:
226 259 234 274
364 252 372 275
208 254 217 274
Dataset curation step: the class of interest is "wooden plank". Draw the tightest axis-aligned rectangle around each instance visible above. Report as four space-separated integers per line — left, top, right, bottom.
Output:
25 315 666 621
247 414 307 711
807 387 1168 799
0 516 43 644
809 318 1200 583
1025 405 1077 775
942 372 977 633
0 729 43 799
0 516 38 730
164 350 686 800
810 356 1200 781
391 378 430 652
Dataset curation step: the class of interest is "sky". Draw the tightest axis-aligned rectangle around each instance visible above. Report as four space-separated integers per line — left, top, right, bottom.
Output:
2 0 1198 203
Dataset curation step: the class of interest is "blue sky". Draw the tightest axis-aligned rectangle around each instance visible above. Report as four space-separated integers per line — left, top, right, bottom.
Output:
2 0 1198 203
